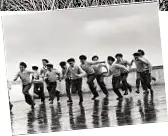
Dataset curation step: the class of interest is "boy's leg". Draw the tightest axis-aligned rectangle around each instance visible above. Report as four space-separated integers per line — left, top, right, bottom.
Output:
87 74 99 99
22 84 35 108
136 72 141 93
76 78 83 104
39 83 45 103
33 84 40 98
121 73 128 95
139 72 148 94
49 82 57 104
144 71 153 94
97 74 108 96
112 77 123 100
65 78 72 102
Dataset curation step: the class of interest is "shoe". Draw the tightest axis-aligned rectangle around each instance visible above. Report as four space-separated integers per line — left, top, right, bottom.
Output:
91 94 99 100
79 101 83 105
135 90 140 94
129 87 132 93
143 90 149 94
150 89 154 95
49 101 53 104
123 91 128 95
31 103 35 109
116 97 123 101
67 99 73 103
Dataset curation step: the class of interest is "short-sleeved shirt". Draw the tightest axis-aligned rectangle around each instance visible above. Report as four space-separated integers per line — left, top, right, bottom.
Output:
32 71 43 84
80 62 95 75
109 64 121 77
67 65 84 80
40 66 48 78
15 70 32 85
61 67 71 79
45 69 60 82
92 64 105 75
116 60 130 73
134 57 151 73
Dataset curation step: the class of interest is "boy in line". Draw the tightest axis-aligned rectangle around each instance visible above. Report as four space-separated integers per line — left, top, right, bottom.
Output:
79 55 105 100
13 62 35 109
59 61 72 103
92 55 108 97
132 52 153 94
67 58 86 105
115 53 132 95
45 64 61 104
104 56 129 100
32 66 45 104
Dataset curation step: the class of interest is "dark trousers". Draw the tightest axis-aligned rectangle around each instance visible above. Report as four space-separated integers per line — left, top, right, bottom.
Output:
120 73 132 91
22 84 34 106
47 82 59 101
139 70 152 91
33 83 45 102
96 74 108 95
87 74 99 96
112 76 123 98
65 78 72 100
71 78 83 102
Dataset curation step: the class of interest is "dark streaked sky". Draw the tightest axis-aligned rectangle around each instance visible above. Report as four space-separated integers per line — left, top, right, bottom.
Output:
2 2 163 80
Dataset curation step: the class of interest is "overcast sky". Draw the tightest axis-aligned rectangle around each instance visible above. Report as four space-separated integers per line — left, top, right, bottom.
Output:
2 2 163 80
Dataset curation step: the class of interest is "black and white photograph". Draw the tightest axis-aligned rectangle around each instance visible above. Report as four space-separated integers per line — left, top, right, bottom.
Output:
0 0 156 11
2 2 168 136
159 0 168 11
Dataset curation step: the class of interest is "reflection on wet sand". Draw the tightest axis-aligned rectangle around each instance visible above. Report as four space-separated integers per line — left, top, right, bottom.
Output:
116 97 133 126
137 94 157 123
101 97 110 127
27 110 36 134
92 100 100 128
37 104 48 133
75 104 87 129
50 103 62 131
11 86 168 135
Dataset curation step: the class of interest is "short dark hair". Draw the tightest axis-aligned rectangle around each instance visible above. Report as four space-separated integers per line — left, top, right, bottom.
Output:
107 56 115 62
59 61 66 67
115 53 123 58
42 59 49 63
92 55 99 60
133 52 140 57
67 58 75 63
79 55 87 60
32 66 38 70
46 63 53 68
20 62 27 68
137 49 145 56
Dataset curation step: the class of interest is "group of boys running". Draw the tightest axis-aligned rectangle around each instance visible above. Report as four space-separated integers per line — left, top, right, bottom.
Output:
12 49 155 109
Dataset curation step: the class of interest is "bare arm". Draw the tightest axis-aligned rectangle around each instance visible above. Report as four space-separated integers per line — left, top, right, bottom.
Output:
115 64 129 72
77 67 87 77
13 72 19 81
137 57 148 65
130 59 134 66
88 61 105 65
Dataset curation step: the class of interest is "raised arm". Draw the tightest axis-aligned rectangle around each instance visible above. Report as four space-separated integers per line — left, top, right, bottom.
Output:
13 72 19 81
115 64 129 72
137 57 148 65
88 61 105 65
130 59 134 66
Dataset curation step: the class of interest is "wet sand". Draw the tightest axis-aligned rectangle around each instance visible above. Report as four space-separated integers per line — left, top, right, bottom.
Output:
10 85 168 135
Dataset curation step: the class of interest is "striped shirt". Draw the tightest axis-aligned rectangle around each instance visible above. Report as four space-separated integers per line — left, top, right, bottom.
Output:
67 65 84 79
80 62 95 75
14 70 32 85
45 69 60 82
